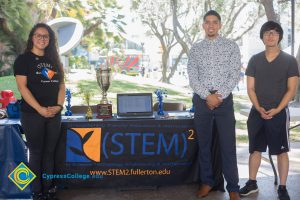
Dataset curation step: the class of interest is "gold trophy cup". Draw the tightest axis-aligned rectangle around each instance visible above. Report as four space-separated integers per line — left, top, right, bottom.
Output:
96 66 112 118
83 91 93 119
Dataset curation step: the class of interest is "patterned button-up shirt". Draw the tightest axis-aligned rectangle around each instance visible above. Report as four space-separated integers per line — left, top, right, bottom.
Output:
187 36 241 99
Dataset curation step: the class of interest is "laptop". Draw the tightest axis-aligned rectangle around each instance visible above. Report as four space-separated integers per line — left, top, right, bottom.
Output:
117 93 155 119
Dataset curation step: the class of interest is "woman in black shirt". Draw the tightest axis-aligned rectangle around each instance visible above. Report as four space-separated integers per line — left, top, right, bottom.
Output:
14 23 65 200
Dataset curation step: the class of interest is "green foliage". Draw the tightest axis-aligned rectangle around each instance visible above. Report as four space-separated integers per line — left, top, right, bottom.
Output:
0 0 34 74
0 0 33 47
0 0 32 37
55 0 126 49
83 90 92 106
69 56 89 69
131 0 141 10
0 0 126 75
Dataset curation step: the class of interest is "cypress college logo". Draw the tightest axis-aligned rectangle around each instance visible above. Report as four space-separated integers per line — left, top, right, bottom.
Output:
8 162 36 190
66 128 101 162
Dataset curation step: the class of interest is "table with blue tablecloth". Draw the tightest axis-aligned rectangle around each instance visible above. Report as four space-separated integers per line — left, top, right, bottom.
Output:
0 121 31 199
0 114 224 198
54 114 224 191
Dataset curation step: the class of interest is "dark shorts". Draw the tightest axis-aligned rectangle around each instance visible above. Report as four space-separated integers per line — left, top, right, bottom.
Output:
247 107 290 155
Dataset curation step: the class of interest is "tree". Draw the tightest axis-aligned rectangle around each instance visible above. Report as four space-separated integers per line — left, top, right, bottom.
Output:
170 0 264 86
260 0 279 22
132 0 179 83
38 0 125 49
0 1 34 54
133 0 264 83
0 0 125 75
0 0 35 74
171 0 264 55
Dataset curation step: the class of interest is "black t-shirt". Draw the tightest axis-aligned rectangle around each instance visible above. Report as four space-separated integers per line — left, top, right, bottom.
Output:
246 51 299 110
13 52 62 113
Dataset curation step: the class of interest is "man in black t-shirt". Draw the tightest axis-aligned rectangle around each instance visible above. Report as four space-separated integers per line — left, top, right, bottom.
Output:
239 21 299 200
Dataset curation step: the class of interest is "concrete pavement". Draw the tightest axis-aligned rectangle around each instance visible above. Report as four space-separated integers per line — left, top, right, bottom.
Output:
57 142 300 200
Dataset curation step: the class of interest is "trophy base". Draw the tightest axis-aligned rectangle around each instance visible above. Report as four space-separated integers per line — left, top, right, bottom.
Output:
96 104 112 119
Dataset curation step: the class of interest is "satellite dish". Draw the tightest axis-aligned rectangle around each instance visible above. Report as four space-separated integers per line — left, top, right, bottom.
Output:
47 17 84 55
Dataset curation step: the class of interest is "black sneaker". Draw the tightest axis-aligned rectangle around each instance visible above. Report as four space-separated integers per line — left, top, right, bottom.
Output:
277 185 290 200
239 180 259 196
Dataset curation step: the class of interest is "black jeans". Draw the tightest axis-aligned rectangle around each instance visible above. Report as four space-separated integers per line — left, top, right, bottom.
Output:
21 112 61 193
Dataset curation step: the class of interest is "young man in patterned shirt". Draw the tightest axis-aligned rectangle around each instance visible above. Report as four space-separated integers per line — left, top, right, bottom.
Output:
239 21 299 200
187 10 241 200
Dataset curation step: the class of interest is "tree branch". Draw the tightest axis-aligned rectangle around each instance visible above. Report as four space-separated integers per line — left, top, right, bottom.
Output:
224 3 247 37
232 6 264 41
83 20 102 36
167 49 185 82
171 0 190 55
223 0 236 29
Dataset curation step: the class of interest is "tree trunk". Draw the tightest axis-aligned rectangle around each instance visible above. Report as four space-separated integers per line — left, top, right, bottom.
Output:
171 0 190 56
260 0 279 22
50 0 60 19
166 49 184 83
161 50 169 83
296 45 300 66
294 45 300 102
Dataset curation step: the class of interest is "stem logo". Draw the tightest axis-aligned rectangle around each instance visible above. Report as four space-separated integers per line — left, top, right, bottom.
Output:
8 162 36 190
41 67 55 79
66 128 101 162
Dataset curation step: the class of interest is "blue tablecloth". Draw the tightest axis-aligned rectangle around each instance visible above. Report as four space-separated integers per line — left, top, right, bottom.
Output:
55 117 224 191
0 115 224 197
0 124 31 199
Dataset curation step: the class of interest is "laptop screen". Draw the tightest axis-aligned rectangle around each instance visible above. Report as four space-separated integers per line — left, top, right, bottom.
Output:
117 93 153 116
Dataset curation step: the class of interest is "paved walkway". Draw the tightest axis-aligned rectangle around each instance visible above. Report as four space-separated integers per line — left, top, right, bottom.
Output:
57 142 300 200
57 176 300 200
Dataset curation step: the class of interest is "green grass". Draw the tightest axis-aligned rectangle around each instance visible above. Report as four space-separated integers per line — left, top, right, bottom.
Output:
76 79 184 96
236 135 249 143
290 129 300 142
0 75 191 110
75 79 193 110
0 75 21 99
234 94 249 101
236 120 247 130
234 101 243 113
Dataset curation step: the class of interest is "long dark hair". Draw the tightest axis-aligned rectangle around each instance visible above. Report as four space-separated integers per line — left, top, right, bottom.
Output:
25 23 64 80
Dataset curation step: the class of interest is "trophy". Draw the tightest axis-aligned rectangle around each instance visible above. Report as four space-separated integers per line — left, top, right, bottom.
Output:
96 66 112 118
83 91 93 119
65 88 72 116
